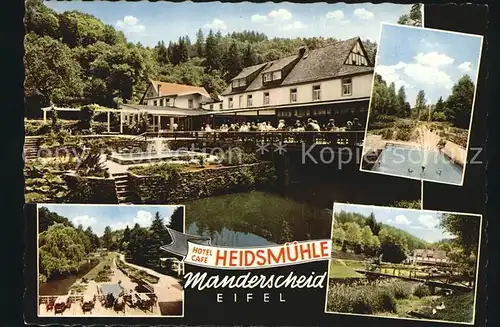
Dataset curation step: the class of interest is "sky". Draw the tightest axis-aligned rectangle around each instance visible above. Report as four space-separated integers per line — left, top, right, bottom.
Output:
45 1 412 47
375 23 483 106
39 204 182 236
333 203 466 243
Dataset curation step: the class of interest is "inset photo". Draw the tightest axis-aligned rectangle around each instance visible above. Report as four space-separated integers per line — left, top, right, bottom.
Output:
361 23 483 186
325 203 482 324
37 204 185 317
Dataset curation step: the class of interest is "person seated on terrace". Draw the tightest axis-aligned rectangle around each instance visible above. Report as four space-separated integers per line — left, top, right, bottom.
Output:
277 119 286 130
173 122 178 131
305 118 316 131
345 121 354 131
239 123 249 132
352 117 363 131
311 119 321 131
204 124 212 132
326 119 338 131
250 122 259 131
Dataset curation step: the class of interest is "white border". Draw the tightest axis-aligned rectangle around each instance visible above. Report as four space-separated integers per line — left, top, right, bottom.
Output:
323 202 483 325
36 203 186 319
359 22 484 187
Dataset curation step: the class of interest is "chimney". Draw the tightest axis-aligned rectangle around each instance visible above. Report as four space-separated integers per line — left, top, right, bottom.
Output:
157 84 161 95
298 46 307 57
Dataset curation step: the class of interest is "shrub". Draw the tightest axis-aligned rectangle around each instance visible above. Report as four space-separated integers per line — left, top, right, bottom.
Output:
413 283 431 298
130 162 184 179
76 152 109 178
384 280 412 299
432 111 447 122
220 148 258 166
396 129 411 141
381 128 393 140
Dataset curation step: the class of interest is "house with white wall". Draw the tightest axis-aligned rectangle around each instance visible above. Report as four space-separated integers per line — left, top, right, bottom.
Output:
219 37 375 127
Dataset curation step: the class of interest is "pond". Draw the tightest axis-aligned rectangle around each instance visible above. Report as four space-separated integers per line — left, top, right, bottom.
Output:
39 260 99 296
185 191 333 247
371 144 463 184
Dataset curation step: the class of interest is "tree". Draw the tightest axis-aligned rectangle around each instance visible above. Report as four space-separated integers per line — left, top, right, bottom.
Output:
156 41 169 65
169 207 184 232
25 0 61 39
440 213 480 256
102 226 113 250
243 43 258 68
396 86 410 117
224 41 243 81
397 4 422 26
332 227 346 245
24 33 83 114
444 75 475 128
387 82 398 115
178 37 189 63
39 223 88 278
195 28 204 57
204 29 221 72
415 90 427 120
378 228 408 263
366 212 381 236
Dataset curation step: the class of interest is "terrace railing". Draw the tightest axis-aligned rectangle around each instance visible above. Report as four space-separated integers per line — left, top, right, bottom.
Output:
138 130 365 146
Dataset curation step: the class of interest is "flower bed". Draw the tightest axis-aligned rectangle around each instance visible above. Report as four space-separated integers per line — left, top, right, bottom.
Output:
116 259 159 284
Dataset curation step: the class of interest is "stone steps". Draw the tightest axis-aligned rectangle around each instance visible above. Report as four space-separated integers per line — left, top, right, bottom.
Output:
113 173 140 204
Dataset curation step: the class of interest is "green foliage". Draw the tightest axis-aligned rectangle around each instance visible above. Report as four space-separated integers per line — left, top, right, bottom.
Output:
25 161 70 202
432 110 447 122
327 279 410 314
39 222 98 278
24 0 377 114
444 75 475 129
397 4 422 26
413 283 431 298
370 74 411 118
76 152 109 178
220 148 258 166
130 162 184 179
38 206 74 232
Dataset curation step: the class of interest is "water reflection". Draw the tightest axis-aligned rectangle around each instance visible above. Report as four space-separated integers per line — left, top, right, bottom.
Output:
185 191 333 246
39 260 99 296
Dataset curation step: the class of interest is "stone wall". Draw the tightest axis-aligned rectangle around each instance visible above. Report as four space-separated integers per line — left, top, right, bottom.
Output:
64 173 118 203
129 162 277 204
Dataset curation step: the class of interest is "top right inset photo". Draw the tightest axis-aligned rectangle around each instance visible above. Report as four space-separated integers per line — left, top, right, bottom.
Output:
361 23 483 186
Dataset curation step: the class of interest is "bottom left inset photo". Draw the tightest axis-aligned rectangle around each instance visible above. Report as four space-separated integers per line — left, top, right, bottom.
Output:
36 204 185 317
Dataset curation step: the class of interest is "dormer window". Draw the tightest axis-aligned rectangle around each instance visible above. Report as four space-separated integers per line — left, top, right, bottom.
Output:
263 71 282 83
166 98 170 106
232 78 247 88
188 99 194 109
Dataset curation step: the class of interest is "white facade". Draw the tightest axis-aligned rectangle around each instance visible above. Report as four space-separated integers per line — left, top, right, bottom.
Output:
146 93 212 110
221 73 373 110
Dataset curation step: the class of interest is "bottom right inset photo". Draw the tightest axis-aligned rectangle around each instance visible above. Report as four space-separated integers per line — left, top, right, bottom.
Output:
324 203 482 325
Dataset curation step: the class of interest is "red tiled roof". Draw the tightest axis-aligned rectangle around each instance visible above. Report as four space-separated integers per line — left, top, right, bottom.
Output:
150 80 210 98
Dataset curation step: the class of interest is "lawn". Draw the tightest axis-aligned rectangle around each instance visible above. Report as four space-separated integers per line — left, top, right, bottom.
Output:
329 259 365 279
82 252 114 282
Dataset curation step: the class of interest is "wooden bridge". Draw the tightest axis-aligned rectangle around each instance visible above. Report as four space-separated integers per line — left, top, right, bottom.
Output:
355 269 474 292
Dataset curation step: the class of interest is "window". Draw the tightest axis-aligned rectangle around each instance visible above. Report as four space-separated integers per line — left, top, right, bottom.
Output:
263 92 270 105
153 100 158 106
219 103 223 110
239 95 243 108
232 80 239 88
232 79 247 88
188 99 193 109
263 73 272 82
290 89 297 103
160 99 164 106
247 94 253 107
209 104 214 110
239 79 247 87
313 85 321 101
272 71 282 80
166 98 170 106
342 78 352 96
228 97 233 108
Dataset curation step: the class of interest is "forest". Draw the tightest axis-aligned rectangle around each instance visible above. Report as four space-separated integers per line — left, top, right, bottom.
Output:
38 206 184 281
332 209 480 275
370 72 476 130
24 0 401 117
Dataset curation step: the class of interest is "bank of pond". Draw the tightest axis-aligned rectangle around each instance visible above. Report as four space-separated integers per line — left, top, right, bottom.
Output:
326 276 474 323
